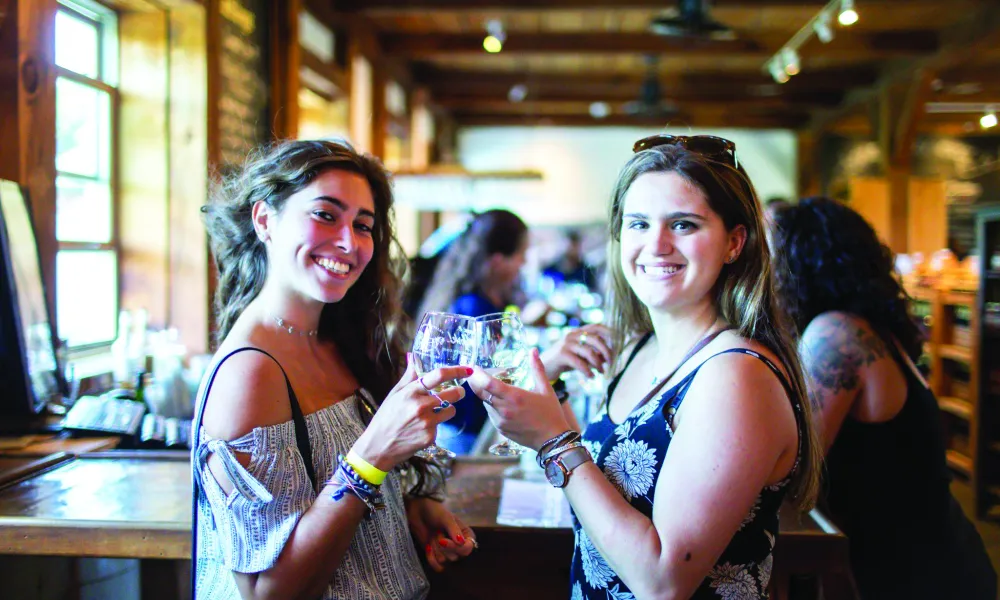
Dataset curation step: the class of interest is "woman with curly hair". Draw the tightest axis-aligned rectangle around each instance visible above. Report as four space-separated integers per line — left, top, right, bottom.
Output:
192 140 476 599
770 197 995 599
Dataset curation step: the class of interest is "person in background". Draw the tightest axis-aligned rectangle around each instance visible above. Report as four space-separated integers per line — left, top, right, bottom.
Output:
542 229 599 291
418 209 611 454
194 140 475 600
770 197 996 599
468 135 822 599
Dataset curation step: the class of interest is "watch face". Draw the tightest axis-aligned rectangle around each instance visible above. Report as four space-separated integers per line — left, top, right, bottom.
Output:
545 461 567 487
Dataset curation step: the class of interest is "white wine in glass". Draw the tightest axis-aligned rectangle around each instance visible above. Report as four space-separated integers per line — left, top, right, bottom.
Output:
411 312 478 461
476 312 530 457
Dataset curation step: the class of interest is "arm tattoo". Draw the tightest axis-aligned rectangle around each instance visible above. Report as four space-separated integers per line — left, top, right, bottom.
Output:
802 317 887 411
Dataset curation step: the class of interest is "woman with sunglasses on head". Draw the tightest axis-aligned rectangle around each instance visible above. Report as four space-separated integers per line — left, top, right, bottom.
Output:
418 209 612 454
468 135 822 599
193 140 476 600
770 197 995 599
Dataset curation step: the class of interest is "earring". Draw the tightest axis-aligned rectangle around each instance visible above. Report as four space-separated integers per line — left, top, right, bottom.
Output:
726 254 737 264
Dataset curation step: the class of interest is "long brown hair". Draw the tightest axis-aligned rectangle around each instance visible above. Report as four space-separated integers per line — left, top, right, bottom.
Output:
203 139 442 496
605 144 821 510
417 209 528 318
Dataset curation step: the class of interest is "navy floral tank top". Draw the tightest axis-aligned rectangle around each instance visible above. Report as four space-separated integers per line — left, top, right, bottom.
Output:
570 335 804 600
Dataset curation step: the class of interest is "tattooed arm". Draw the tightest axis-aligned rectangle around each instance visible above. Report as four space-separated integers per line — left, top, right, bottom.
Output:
800 311 889 452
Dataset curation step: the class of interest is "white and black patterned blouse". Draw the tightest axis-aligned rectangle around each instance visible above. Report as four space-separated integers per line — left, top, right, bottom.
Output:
193 389 429 600
570 337 803 600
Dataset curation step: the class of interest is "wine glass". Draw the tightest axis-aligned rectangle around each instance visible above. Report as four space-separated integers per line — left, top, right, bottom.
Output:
475 312 530 456
411 312 478 461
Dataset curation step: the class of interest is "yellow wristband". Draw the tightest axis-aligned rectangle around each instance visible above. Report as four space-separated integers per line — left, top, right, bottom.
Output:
346 450 388 486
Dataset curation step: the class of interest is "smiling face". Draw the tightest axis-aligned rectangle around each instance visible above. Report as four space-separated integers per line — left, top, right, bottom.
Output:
619 171 745 315
255 169 376 306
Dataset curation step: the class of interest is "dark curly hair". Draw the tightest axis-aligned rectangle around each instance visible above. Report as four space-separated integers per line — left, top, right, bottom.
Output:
770 197 922 360
203 139 442 497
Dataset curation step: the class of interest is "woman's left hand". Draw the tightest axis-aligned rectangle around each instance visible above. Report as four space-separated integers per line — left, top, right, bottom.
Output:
406 497 476 573
467 348 573 450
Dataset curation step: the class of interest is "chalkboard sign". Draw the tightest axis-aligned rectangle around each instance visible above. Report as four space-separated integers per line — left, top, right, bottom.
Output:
218 0 270 166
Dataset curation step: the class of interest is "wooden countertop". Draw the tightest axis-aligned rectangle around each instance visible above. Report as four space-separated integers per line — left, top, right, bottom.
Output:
0 452 852 598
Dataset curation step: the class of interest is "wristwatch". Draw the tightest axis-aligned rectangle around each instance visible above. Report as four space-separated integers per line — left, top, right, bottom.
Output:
544 446 592 488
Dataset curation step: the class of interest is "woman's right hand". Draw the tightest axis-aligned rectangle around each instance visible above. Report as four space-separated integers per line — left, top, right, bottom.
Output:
351 354 469 470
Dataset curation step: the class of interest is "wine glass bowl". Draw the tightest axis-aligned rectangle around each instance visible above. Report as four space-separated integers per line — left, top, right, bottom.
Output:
475 312 530 456
411 312 478 461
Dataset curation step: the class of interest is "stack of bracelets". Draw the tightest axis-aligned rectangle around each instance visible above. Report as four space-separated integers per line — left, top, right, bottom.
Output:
536 430 585 468
329 451 387 518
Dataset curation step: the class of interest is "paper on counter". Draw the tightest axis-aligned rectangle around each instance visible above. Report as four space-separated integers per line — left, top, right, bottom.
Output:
496 477 574 529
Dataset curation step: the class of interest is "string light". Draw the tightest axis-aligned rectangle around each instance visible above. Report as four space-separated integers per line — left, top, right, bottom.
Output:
762 0 859 83
982 109 998 129
483 19 505 53
838 0 859 26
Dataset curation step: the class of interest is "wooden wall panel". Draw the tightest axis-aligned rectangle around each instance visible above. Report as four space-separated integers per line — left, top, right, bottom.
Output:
119 10 170 328
849 177 893 248
0 0 18 182
168 4 209 355
907 178 948 256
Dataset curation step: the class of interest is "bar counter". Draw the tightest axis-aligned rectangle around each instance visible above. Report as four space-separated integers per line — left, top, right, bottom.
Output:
0 451 853 599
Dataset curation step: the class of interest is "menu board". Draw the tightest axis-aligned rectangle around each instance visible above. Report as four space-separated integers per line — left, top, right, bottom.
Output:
218 0 270 166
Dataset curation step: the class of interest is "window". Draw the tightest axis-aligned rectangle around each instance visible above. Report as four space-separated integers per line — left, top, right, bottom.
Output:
54 1 118 348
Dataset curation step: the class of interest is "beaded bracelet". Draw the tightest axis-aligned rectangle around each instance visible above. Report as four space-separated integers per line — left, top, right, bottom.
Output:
536 430 581 468
328 455 386 518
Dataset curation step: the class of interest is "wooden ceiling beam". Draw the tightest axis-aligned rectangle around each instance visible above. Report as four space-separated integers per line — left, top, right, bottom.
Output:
382 32 936 59
811 1 1000 133
432 90 843 109
452 113 810 129
415 66 878 90
336 0 826 11
435 97 832 112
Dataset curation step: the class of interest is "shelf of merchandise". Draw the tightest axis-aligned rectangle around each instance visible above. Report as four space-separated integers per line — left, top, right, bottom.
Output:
906 284 979 493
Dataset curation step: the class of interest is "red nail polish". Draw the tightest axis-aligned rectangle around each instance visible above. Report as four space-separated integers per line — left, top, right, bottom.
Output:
425 544 432 553
465 367 474 376
456 535 465 544
438 539 448 547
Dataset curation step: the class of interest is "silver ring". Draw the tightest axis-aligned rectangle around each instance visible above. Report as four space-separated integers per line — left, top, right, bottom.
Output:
579 332 589 348
482 392 494 406
419 376 441 401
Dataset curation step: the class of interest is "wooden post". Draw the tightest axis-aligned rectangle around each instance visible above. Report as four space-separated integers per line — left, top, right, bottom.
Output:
16 0 58 343
270 0 301 140
796 130 820 199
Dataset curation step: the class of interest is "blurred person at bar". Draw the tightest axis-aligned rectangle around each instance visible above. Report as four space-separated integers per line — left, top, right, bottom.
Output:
418 209 611 454
542 229 599 291
467 135 822 599
771 197 996 599
193 140 476 600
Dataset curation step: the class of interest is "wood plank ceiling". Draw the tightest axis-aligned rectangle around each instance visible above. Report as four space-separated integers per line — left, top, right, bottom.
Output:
335 0 1000 133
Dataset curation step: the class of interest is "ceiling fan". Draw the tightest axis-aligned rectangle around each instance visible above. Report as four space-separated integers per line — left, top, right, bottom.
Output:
621 55 679 119
649 0 735 41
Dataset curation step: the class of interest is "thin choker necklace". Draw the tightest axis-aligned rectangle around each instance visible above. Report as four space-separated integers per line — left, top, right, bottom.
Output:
272 316 318 337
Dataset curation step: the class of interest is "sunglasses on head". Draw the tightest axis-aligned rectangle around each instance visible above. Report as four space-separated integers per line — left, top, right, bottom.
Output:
632 134 739 169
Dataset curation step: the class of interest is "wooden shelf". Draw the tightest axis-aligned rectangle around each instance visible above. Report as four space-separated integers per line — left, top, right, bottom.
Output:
943 292 976 307
939 344 973 364
938 396 972 420
946 449 973 476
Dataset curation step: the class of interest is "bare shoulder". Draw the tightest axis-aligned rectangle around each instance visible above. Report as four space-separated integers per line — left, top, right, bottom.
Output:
800 311 889 393
689 344 793 413
200 346 294 441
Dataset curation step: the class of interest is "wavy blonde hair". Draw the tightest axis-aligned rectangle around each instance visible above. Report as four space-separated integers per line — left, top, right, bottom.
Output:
605 145 821 511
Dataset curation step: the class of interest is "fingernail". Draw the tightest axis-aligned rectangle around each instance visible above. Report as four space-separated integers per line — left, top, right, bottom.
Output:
425 544 432 553
438 539 448 547
465 367 474 376
439 400 451 408
432 406 444 414
456 534 465 544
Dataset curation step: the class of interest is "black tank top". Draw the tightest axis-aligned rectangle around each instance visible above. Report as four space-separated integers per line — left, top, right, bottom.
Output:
823 333 996 599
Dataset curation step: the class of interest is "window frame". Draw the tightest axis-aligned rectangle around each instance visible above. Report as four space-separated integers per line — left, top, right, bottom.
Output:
54 2 121 353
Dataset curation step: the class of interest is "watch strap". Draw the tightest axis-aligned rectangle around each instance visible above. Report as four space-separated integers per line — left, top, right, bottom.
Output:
550 446 592 487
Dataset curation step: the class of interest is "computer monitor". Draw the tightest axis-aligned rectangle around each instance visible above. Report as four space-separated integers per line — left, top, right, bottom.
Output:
0 180 61 416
